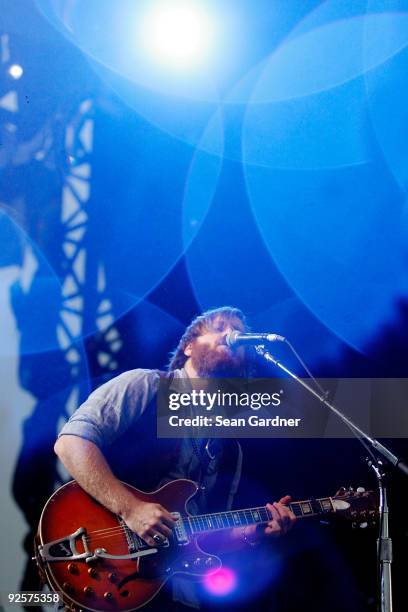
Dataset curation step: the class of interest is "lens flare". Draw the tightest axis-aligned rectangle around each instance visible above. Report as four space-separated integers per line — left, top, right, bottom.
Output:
203 567 237 596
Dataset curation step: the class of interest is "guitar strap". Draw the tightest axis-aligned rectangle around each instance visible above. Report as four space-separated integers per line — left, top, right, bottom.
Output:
190 437 213 484
225 439 243 510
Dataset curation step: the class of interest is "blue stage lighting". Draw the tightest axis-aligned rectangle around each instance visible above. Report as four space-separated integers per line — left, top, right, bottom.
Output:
139 0 216 71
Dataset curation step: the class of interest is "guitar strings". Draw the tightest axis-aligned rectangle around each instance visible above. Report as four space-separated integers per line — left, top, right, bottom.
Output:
85 505 273 538
82 496 336 546
85 519 273 545
82 501 309 546
86 495 356 543
85 523 181 538
61 497 356 549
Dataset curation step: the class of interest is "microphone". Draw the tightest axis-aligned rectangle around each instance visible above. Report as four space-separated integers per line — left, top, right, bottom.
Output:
226 331 286 348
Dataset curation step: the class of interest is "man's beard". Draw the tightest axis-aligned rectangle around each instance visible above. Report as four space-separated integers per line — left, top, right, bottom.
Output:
190 342 245 377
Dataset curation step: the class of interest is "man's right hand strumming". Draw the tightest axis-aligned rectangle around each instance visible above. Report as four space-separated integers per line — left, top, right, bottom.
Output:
54 436 176 548
122 500 176 547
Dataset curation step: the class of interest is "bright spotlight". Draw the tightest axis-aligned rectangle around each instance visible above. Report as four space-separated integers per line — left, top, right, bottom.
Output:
8 64 23 79
140 0 216 71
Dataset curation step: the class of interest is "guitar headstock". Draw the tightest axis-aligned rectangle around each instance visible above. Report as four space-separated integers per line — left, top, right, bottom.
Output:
331 487 378 528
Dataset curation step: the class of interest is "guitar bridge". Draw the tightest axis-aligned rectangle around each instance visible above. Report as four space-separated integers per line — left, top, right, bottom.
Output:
120 518 169 552
38 527 92 562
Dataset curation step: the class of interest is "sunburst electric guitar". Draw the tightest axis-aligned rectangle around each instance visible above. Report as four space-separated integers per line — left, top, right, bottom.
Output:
34 479 377 611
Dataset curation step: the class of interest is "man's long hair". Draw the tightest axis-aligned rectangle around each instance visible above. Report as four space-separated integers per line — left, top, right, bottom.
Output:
168 306 249 371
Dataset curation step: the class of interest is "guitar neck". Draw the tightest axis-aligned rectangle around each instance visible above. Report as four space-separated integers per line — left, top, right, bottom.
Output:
188 497 334 535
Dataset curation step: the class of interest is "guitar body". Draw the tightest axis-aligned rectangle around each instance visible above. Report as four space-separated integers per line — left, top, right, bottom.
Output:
35 479 376 610
35 479 221 611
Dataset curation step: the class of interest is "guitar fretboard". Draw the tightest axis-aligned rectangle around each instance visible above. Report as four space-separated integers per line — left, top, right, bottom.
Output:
186 497 334 534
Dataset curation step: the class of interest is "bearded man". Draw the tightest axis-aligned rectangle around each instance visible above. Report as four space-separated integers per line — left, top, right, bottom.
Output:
54 306 295 610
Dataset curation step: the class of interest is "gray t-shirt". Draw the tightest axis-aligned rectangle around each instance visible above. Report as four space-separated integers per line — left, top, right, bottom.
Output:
59 368 167 446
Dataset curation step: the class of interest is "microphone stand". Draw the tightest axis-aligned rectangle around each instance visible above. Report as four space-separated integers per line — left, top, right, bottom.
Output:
369 460 392 612
255 345 408 612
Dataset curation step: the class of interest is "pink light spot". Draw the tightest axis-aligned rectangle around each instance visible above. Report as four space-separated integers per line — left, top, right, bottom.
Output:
203 567 237 596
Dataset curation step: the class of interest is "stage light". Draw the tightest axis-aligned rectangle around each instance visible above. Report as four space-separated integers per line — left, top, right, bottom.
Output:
139 0 216 71
8 64 23 79
203 567 237 596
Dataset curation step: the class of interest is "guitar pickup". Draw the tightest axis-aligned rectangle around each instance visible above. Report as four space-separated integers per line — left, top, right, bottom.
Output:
172 512 189 545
